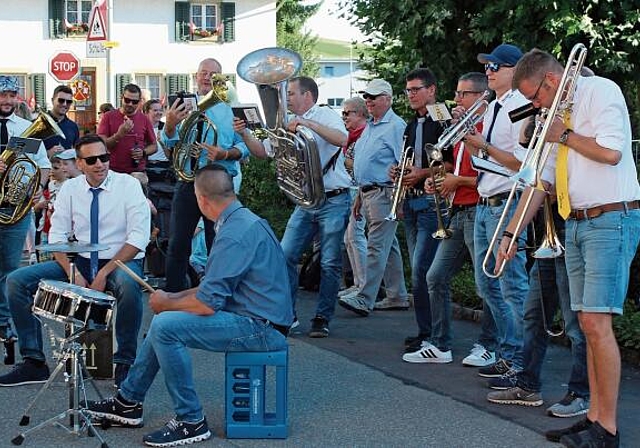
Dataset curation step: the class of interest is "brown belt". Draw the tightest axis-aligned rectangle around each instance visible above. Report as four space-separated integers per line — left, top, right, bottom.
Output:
568 200 640 221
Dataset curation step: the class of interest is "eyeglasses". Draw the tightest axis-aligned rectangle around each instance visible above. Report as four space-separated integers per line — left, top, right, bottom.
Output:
122 97 140 105
525 75 546 102
404 86 427 95
81 153 110 165
341 110 357 117
454 90 483 98
363 93 384 100
484 62 513 72
57 98 74 105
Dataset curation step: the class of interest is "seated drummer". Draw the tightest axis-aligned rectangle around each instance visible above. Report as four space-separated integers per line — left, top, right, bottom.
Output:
0 134 150 388
85 165 293 447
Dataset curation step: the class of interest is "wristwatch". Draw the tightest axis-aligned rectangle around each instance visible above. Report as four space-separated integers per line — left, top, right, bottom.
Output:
559 129 572 145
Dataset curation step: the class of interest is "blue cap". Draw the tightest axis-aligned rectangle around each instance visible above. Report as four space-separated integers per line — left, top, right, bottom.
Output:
57 149 77 160
477 44 523 66
0 75 19 92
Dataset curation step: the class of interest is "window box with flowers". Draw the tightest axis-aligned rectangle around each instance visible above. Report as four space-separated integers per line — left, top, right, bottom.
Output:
191 28 220 42
66 22 89 37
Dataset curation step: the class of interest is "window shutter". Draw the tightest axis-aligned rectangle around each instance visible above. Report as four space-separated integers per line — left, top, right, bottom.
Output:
165 74 190 94
29 74 47 112
48 0 64 39
115 74 132 99
174 1 191 42
221 2 235 42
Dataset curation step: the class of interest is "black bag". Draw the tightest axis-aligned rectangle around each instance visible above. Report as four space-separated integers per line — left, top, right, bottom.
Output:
299 248 321 291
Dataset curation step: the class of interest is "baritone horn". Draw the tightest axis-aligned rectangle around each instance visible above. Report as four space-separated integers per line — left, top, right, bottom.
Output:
482 43 587 279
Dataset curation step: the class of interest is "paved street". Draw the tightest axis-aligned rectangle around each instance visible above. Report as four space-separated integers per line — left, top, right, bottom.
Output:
0 288 637 447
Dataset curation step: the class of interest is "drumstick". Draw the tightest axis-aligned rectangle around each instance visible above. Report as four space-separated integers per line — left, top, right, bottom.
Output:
114 260 156 293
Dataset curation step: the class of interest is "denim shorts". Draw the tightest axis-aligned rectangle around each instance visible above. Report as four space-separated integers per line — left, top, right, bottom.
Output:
565 209 640 315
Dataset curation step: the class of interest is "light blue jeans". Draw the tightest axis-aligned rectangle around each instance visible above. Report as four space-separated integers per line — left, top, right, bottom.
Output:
120 310 287 422
0 214 30 329
281 192 350 321
565 209 640 314
358 187 407 308
474 200 529 369
344 188 367 288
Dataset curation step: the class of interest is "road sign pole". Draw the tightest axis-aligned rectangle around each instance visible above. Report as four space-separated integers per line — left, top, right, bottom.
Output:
107 0 113 104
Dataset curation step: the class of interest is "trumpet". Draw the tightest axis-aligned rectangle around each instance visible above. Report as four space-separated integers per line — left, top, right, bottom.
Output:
386 137 412 221
482 43 587 279
426 146 452 239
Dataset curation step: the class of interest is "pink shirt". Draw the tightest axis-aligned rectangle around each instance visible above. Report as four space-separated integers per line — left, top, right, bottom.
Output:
98 109 156 172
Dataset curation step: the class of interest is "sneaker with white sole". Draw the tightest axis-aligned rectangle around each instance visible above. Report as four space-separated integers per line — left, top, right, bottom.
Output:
546 391 590 418
338 296 370 317
487 368 519 389
84 394 144 427
338 285 360 297
478 358 512 378
402 342 452 364
143 417 211 447
374 297 410 310
487 386 543 407
462 343 496 367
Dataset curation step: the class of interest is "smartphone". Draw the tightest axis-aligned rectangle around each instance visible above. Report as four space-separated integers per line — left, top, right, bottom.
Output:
168 92 197 111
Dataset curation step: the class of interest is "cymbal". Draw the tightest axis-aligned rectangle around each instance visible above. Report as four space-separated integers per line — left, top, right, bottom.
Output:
35 241 110 253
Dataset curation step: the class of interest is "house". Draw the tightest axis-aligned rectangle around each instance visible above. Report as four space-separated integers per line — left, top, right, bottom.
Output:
0 0 276 132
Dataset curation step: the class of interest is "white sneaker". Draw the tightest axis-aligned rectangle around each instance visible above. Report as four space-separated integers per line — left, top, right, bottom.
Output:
338 285 360 298
402 342 452 364
462 343 496 367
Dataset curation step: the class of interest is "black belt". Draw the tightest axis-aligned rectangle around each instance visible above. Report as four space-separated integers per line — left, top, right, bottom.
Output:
450 203 476 214
325 188 348 199
405 188 426 198
361 184 389 193
478 191 511 207
569 200 640 221
256 318 290 337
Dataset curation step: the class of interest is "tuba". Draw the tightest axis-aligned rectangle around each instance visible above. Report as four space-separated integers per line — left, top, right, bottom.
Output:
0 112 65 225
172 74 229 182
237 47 325 208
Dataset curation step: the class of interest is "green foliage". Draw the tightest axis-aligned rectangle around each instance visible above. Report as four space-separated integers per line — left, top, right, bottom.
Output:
614 303 640 350
339 0 640 132
450 262 482 309
276 0 322 77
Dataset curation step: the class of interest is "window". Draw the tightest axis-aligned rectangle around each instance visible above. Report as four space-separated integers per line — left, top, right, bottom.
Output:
324 66 335 77
175 1 235 43
65 0 92 34
191 3 218 34
135 74 162 100
327 98 344 107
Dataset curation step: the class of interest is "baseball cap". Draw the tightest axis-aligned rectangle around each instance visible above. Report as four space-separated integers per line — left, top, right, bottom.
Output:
57 149 77 160
359 79 393 96
477 44 523 66
0 75 19 93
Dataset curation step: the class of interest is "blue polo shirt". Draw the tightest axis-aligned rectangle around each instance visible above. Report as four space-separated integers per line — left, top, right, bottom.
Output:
44 115 80 150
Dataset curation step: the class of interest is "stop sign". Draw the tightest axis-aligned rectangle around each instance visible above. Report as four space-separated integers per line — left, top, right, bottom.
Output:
49 51 81 83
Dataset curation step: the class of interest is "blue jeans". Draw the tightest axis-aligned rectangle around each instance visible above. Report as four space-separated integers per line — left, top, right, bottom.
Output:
166 181 215 292
120 310 287 422
358 187 407 308
565 209 640 315
7 259 144 365
427 206 477 351
0 215 30 328
474 200 529 369
403 196 440 336
281 192 350 321
517 254 589 396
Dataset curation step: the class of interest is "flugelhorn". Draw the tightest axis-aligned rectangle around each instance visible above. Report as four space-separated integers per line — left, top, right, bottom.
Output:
386 136 412 221
482 43 587 279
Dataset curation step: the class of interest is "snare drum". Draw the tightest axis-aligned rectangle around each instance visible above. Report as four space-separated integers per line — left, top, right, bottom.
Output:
34 280 115 330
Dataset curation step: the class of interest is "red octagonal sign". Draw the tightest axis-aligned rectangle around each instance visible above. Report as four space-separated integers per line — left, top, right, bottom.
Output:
49 51 81 83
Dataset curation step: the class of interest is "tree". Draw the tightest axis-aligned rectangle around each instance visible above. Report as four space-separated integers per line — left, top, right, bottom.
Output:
339 0 640 131
276 0 323 77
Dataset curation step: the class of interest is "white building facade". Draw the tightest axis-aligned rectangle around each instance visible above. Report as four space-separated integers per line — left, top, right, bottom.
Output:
0 0 275 132
316 57 367 111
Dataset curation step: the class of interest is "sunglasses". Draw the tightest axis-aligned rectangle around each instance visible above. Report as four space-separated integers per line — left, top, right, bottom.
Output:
122 97 140 105
57 98 74 105
363 93 384 100
484 62 514 72
81 153 110 165
341 110 357 117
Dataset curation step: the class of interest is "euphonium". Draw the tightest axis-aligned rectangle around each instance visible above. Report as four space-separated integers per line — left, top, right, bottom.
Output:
172 74 229 183
482 43 587 279
236 47 325 208
0 112 65 225
385 137 412 221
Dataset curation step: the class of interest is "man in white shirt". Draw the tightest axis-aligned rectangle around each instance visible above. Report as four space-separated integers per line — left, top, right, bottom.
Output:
0 75 51 347
494 48 640 448
0 134 150 388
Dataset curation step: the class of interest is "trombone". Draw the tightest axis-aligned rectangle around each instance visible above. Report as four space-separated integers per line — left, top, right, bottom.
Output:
482 43 587 279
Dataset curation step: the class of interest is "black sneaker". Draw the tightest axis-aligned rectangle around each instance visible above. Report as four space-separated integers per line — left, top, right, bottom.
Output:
545 418 593 442
0 325 16 342
114 363 131 389
84 395 144 427
143 417 211 447
404 333 429 348
478 359 512 378
560 421 619 448
308 316 329 338
0 359 49 386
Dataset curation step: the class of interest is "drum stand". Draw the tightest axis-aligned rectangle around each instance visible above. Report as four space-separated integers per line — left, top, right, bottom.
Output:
11 324 109 447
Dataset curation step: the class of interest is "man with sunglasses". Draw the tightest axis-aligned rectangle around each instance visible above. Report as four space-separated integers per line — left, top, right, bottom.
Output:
98 83 157 178
0 134 150 387
462 44 530 382
45 85 80 159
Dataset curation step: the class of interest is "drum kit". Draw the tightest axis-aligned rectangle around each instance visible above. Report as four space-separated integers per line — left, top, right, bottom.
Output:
11 241 114 448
